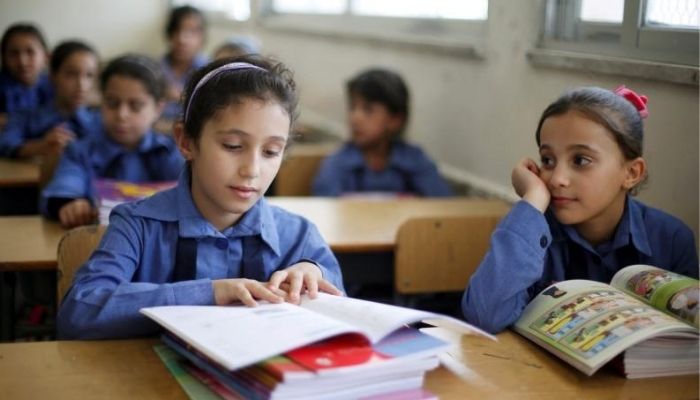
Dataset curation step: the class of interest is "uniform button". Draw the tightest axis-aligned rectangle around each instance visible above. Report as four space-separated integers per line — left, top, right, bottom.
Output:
215 238 228 250
539 235 548 248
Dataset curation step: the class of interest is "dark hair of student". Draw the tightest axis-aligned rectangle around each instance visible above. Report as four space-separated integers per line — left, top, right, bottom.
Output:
100 54 166 101
181 55 298 142
0 22 48 72
346 68 410 137
50 40 98 73
165 5 206 38
535 86 647 193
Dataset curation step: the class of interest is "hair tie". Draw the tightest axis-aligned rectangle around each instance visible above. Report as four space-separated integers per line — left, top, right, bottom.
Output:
184 62 266 123
613 85 649 119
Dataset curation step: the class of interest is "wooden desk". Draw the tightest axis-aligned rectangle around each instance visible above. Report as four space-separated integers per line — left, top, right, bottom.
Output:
0 198 508 271
424 328 698 399
269 197 511 252
0 158 40 188
0 331 695 400
0 216 65 271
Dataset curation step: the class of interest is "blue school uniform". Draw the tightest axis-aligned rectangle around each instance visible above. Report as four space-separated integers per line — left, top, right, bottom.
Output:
0 104 100 157
461 198 699 334
312 141 452 197
0 71 53 114
57 167 345 339
160 53 208 120
40 129 184 218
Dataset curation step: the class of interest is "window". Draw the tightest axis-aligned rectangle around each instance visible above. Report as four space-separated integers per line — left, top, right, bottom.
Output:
260 0 489 55
171 0 251 21
542 0 698 65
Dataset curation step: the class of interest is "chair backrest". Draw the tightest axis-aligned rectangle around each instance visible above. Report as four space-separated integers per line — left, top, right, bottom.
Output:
39 152 61 188
56 224 107 305
275 143 337 196
394 215 499 295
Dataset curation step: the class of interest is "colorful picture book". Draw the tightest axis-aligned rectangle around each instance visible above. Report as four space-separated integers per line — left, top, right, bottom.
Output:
514 264 699 378
95 179 177 224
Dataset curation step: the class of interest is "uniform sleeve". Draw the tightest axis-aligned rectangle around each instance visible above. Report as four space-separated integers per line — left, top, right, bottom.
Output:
669 224 699 279
0 111 28 157
312 156 344 196
461 201 552 333
56 207 215 340
291 222 345 293
407 149 452 197
40 143 92 217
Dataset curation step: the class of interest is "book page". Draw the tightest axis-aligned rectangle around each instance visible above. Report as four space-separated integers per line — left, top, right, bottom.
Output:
141 302 365 371
610 264 699 328
299 293 494 343
514 280 696 375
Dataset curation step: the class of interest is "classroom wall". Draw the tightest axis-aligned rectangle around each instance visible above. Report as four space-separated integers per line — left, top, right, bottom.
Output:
1 0 698 244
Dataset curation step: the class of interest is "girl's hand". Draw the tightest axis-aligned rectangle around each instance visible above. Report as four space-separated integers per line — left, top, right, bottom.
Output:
512 157 550 213
42 125 76 155
268 262 343 305
212 278 286 307
58 199 98 228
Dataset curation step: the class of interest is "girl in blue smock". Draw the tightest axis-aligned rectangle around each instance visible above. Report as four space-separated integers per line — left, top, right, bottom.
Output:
0 23 53 126
57 55 345 339
0 40 100 158
160 5 208 121
41 54 184 228
462 86 699 334
312 68 452 197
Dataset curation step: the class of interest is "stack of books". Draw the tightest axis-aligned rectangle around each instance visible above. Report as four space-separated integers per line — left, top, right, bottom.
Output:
142 293 493 399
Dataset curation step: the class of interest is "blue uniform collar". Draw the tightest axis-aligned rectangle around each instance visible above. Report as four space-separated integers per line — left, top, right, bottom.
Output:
133 167 281 255
549 196 652 257
341 140 413 171
92 129 169 165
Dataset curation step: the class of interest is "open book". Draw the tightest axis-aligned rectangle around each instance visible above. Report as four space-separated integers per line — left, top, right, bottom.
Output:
141 293 493 372
514 264 699 378
95 179 177 225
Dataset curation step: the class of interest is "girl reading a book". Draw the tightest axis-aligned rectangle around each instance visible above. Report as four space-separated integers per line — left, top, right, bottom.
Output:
462 86 699 334
57 55 345 339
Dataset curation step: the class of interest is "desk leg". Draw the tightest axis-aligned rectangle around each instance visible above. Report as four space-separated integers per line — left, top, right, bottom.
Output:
0 271 16 342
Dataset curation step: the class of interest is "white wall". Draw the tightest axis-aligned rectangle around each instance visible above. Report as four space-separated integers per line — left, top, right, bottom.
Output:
2 0 698 243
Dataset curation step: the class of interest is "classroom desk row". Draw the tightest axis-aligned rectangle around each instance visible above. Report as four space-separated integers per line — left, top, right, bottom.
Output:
0 327 695 399
0 197 511 270
0 158 40 188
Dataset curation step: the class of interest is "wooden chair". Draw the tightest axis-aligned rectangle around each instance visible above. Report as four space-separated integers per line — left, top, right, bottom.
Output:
56 224 107 305
275 143 338 196
38 152 61 188
394 215 499 304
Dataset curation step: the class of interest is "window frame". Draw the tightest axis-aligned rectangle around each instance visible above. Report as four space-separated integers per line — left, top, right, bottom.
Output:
256 0 489 57
540 0 698 66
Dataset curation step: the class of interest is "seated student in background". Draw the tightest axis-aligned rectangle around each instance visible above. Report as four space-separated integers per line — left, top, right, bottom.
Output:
57 55 345 339
212 35 260 60
0 23 53 128
312 68 452 197
0 40 100 158
41 54 184 228
462 86 699 334
160 5 208 121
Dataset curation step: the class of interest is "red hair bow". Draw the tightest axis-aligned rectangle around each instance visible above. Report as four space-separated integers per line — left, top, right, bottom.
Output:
613 85 649 119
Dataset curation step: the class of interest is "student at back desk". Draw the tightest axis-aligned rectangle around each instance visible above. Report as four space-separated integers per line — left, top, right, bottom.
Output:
312 68 452 197
41 54 184 228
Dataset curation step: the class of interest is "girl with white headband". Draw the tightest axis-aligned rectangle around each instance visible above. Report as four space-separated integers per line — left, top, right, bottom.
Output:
58 56 345 339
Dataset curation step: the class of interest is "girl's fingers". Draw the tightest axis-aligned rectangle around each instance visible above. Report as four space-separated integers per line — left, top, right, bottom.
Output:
235 287 259 307
248 283 283 304
287 272 304 304
267 270 288 290
304 274 319 299
317 279 343 296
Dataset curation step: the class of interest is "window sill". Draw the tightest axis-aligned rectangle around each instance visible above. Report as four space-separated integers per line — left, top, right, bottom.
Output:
526 48 699 86
258 20 485 60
